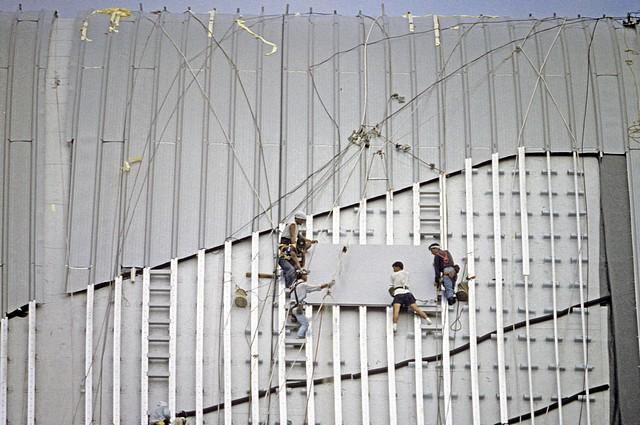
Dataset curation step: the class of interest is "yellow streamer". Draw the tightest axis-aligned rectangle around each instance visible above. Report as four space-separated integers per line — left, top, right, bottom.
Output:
235 18 278 56
94 8 132 33
121 156 143 173
81 7 132 41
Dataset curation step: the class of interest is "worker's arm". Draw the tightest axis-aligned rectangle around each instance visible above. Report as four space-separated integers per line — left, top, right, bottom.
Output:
305 280 335 293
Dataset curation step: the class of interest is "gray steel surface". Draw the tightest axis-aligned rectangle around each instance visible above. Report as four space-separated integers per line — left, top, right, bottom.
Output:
0 8 638 425
52 12 640 291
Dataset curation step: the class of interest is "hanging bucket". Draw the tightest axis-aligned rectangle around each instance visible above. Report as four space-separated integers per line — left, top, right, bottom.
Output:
234 287 248 308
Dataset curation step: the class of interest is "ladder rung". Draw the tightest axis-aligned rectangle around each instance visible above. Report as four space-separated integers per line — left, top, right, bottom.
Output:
285 359 318 366
148 373 170 379
150 269 171 275
420 204 440 208
285 338 305 345
148 336 170 342
149 304 170 309
148 355 170 360
149 320 170 326
420 218 440 222
420 191 439 195
421 324 443 330
150 287 171 293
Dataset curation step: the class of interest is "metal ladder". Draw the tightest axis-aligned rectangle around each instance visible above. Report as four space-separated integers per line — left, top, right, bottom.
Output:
419 186 442 240
141 266 176 423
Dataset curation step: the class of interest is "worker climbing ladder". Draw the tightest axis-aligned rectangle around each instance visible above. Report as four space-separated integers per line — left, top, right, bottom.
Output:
141 262 177 424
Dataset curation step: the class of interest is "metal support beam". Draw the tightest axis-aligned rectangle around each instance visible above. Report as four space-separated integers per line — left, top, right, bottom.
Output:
572 152 591 425
223 240 232 424
439 174 452 425
517 147 535 424
113 277 122 425
465 158 481 424
359 198 367 245
386 307 397 425
332 306 343 425
278 277 287 425
0 318 7 425
141 269 150 424
250 234 260 425
85 286 94 425
27 300 36 425
305 306 315 424
492 153 509 424
545 153 564 424
413 315 424 425
277 222 287 425
196 252 204 425
169 259 178 423
413 186 425 424
332 207 340 244
386 191 394 245
359 305 370 425
306 214 314 241
413 183 420 246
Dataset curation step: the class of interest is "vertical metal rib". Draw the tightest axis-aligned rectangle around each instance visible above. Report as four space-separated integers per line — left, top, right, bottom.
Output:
572 152 591 424
545 152 563 424
464 158 480 424
517 147 535 424
491 153 508 424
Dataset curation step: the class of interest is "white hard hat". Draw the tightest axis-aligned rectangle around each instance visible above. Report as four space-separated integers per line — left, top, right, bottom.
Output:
294 211 307 220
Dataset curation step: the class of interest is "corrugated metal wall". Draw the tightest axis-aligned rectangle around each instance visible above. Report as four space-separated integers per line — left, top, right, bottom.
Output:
59 12 639 291
0 9 638 425
0 11 54 312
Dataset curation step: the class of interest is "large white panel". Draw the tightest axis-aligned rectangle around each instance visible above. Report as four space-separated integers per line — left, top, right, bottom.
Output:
305 244 436 306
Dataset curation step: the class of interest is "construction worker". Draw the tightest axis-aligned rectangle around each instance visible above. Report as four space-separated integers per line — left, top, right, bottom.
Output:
428 243 457 305
287 273 334 338
389 261 432 332
278 211 317 287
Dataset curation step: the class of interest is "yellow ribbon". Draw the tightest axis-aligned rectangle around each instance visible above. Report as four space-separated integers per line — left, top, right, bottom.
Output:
235 18 278 56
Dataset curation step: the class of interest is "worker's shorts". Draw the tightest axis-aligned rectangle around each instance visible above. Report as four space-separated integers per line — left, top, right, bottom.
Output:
393 293 416 307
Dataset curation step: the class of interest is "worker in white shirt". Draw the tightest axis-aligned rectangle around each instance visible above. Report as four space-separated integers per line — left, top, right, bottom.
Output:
389 261 432 332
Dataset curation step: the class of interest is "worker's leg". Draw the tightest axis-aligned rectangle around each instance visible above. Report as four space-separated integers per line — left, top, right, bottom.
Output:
295 307 308 338
278 258 296 288
392 303 401 332
409 304 432 324
409 303 427 319
393 303 401 323
442 267 456 303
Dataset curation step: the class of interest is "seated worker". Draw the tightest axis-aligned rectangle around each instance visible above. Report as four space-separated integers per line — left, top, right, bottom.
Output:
279 211 318 286
428 243 457 305
389 261 432 332
287 273 334 338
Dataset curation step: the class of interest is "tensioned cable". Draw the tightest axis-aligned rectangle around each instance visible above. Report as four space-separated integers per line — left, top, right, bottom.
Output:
148 15 276 232
359 15 382 127
385 16 565 145
187 10 277 224
308 17 580 71
114 11 260 253
176 294 610 417
374 18 597 131
576 18 602 425
66 11 161 423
